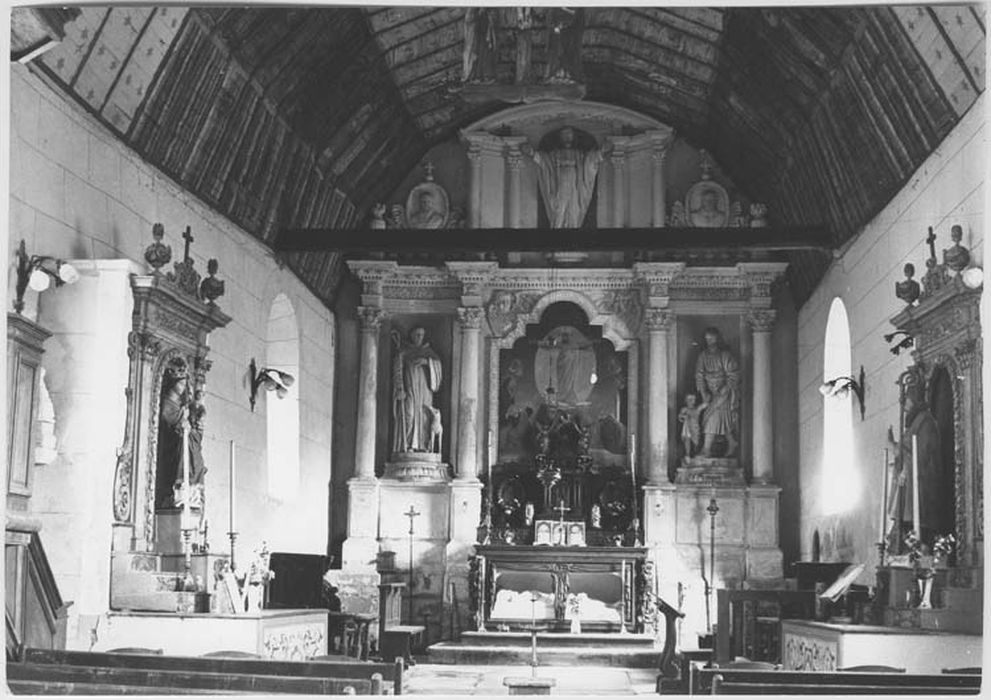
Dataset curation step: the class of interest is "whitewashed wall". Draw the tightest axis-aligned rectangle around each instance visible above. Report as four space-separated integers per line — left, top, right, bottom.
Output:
797 94 986 579
9 65 335 646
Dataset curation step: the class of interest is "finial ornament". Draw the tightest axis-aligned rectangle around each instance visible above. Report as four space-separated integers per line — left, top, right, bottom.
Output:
942 224 970 274
895 263 921 306
145 223 172 273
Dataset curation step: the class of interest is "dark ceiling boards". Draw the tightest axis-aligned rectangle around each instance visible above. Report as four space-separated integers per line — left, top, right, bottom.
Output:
31 5 985 307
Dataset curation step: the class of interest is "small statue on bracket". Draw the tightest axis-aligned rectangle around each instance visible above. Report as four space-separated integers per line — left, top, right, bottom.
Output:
942 224 971 274
199 259 225 304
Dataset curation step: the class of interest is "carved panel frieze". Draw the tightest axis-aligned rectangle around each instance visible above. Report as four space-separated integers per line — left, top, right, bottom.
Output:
596 289 644 335
382 284 460 300
783 634 837 671
261 623 326 660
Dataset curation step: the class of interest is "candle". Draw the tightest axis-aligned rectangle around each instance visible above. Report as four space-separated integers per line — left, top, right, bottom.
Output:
488 430 494 478
229 440 236 534
880 449 889 541
181 424 191 527
911 435 920 535
630 433 636 479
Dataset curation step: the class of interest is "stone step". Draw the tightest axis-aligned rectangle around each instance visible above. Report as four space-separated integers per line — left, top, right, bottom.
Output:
426 641 661 668
460 631 655 648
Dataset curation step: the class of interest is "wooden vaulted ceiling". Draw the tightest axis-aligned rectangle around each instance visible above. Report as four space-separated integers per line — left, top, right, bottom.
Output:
30 5 985 306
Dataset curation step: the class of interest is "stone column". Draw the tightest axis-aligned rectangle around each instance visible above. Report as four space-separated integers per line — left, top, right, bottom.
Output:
748 310 776 484
611 149 627 228
467 144 483 229
456 307 484 480
354 306 383 480
651 147 667 227
646 309 673 485
505 139 525 229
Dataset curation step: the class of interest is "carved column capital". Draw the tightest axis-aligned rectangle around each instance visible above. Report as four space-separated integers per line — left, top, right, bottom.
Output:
357 306 383 332
954 337 981 370
747 310 777 333
633 262 686 305
645 308 674 332
467 144 483 163
610 150 627 168
457 307 485 330
447 261 498 306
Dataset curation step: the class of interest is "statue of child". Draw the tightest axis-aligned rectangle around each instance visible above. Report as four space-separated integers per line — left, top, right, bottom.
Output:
678 393 707 459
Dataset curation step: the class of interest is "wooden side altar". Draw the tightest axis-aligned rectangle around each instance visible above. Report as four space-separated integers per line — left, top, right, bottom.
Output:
474 545 647 633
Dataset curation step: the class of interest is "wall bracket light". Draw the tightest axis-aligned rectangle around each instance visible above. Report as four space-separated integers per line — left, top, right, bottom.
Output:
883 330 914 355
248 358 295 412
819 365 866 421
13 239 80 314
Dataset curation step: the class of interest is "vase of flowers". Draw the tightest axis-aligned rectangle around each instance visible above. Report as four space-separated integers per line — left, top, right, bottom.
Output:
567 593 582 634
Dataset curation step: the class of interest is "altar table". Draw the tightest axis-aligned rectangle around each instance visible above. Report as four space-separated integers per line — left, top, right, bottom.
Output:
781 620 982 674
99 609 327 660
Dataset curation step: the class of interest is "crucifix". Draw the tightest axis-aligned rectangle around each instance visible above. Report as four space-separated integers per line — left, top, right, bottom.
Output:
182 226 194 263
926 226 937 261
404 505 421 622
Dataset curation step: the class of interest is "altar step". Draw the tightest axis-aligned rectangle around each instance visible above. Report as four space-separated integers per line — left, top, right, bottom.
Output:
427 631 660 668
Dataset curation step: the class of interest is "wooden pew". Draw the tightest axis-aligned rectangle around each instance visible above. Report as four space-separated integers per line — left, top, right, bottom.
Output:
378 582 424 665
692 667 982 695
20 648 405 695
6 661 374 695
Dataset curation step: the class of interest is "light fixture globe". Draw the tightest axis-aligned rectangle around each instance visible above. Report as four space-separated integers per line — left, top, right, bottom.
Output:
28 269 50 292
962 266 983 289
58 262 79 284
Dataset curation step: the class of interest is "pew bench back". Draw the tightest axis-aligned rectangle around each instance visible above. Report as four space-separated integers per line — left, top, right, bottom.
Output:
20 647 404 695
693 667 981 695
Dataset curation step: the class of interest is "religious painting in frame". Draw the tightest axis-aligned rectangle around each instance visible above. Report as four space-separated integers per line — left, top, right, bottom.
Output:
566 521 586 547
534 519 554 546
498 302 628 467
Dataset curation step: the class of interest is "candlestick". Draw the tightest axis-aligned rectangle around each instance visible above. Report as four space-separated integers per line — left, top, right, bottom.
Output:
181 425 191 529
488 430 495 470
880 448 888 542
912 435 920 535
229 440 236 534
630 433 636 476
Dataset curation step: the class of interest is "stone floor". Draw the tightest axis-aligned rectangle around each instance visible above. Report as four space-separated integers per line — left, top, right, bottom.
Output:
404 663 659 695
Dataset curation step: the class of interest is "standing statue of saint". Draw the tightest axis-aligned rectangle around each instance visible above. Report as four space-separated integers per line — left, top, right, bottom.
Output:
463 8 499 83
522 127 606 229
155 360 207 509
545 7 584 84
694 327 740 457
392 327 443 453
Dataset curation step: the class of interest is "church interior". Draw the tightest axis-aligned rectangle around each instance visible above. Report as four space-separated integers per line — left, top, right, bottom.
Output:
4 3 988 695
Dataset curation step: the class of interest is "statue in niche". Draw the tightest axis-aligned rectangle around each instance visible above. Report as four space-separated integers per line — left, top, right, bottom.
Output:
155 359 207 509
391 326 443 454
694 327 740 458
463 7 499 83
522 127 606 229
678 393 707 460
886 370 944 546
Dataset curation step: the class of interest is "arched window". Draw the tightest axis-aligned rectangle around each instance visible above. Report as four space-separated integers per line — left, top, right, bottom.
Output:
821 297 857 513
266 294 300 499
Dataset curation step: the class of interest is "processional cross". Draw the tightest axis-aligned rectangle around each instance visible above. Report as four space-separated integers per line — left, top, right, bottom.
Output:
926 226 937 260
404 505 421 622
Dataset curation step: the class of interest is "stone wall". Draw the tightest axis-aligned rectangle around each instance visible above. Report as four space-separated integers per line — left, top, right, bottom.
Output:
796 93 985 581
9 65 335 647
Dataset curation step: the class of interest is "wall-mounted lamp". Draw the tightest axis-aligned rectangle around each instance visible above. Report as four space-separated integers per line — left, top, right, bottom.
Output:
819 365 866 421
248 358 295 412
13 239 80 314
883 330 914 355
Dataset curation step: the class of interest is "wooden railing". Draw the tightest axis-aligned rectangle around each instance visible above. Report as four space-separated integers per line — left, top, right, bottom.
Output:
692 667 981 695
5 525 70 659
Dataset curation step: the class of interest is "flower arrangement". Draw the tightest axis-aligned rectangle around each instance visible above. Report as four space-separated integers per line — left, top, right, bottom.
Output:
240 541 275 587
931 533 956 565
566 593 582 618
903 530 924 565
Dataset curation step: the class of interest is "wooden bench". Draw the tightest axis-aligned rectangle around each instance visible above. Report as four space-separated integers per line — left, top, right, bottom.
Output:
378 582 424 666
692 667 982 695
18 647 405 695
